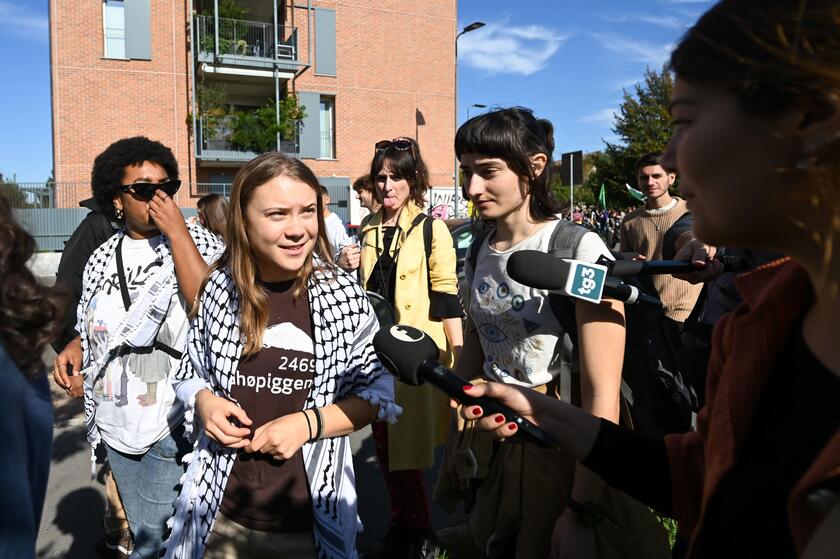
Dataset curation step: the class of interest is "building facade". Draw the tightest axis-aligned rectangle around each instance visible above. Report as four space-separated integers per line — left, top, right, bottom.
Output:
49 0 457 224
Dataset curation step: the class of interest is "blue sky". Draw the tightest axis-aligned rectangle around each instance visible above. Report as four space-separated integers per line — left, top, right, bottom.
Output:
457 0 714 157
0 0 714 181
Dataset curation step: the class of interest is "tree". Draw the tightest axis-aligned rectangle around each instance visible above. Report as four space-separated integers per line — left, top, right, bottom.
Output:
585 66 674 208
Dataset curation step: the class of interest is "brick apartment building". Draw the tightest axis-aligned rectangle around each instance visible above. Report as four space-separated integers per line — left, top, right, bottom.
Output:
49 0 456 224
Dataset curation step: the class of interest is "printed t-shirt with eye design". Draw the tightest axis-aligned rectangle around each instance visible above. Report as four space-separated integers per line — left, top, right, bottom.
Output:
469 223 612 388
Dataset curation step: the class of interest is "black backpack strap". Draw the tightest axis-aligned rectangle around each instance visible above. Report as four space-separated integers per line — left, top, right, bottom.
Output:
423 215 433 293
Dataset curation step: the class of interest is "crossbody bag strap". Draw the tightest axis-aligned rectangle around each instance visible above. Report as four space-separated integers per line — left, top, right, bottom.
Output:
115 235 132 312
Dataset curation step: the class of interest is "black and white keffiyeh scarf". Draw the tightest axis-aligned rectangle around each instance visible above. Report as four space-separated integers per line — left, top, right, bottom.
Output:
164 264 400 559
78 224 224 452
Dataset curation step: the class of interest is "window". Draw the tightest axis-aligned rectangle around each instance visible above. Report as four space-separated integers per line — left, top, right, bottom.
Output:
319 96 335 159
103 0 126 59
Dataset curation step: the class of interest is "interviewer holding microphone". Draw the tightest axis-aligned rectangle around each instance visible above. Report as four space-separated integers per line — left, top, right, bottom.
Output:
463 2 840 557
452 108 649 558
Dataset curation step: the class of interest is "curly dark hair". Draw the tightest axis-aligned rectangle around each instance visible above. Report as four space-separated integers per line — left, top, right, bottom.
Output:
91 136 179 222
0 196 65 378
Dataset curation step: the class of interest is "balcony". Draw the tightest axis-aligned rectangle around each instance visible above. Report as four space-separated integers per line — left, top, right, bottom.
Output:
196 115 298 163
195 15 298 71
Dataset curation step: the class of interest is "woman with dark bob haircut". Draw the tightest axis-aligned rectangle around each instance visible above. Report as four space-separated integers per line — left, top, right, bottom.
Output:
0 195 64 557
463 1 840 557
452 107 636 558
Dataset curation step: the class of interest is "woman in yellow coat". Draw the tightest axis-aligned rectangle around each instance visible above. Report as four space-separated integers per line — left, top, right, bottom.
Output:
339 137 462 557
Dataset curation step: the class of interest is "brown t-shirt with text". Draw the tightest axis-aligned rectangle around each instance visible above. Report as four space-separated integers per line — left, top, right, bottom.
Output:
220 280 315 532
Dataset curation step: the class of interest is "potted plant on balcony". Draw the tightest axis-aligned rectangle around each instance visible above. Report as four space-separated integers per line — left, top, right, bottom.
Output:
229 96 305 153
200 0 250 55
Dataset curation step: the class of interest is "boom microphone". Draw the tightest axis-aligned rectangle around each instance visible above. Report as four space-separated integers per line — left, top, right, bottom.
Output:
610 255 751 277
373 325 557 447
507 251 662 308
610 259 696 276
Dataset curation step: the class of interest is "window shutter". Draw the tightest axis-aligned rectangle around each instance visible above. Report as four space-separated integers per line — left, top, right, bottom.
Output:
314 8 336 76
124 0 151 60
298 92 322 159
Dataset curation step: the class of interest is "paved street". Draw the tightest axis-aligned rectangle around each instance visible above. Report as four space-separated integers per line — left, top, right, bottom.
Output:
36 359 467 557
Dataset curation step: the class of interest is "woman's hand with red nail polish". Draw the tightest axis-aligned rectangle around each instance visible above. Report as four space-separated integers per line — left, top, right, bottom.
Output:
456 381 546 441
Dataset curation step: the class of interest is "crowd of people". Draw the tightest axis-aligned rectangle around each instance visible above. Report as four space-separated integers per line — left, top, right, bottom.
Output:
2 1 838 558
565 205 629 249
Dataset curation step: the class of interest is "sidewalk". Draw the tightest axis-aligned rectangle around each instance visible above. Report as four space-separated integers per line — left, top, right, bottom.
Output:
36 348 468 556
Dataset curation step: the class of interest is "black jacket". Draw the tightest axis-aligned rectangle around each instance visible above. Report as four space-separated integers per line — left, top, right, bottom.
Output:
51 198 119 353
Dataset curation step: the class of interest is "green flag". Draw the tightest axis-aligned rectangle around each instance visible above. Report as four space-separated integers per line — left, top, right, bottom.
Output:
625 183 647 202
598 183 607 208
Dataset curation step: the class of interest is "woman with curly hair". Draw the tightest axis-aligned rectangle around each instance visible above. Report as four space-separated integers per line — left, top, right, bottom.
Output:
52 136 224 558
164 152 397 558
0 195 64 557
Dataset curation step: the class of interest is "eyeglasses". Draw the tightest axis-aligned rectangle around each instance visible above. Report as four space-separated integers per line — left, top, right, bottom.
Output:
120 179 181 201
375 138 413 152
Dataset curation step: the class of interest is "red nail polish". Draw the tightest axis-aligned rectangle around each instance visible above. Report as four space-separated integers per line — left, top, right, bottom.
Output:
471 406 482 416
463 385 474 392
507 423 517 431
494 415 505 424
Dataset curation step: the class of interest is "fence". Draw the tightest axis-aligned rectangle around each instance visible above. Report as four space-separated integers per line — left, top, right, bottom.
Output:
4 180 349 251
195 15 297 61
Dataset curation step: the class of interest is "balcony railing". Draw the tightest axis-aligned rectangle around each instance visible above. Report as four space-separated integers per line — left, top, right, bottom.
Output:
195 15 297 65
196 115 299 161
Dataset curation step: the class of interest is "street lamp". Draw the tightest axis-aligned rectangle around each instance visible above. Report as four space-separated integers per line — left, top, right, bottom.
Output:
467 103 487 120
453 21 485 217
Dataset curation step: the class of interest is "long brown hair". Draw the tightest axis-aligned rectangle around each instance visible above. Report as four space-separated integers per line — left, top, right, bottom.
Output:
197 193 230 240
211 152 333 355
0 196 65 378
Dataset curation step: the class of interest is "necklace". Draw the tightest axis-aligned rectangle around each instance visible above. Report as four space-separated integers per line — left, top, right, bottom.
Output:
645 199 678 232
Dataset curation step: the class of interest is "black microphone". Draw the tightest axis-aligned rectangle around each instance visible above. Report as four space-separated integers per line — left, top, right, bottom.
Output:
372 325 557 447
610 256 750 277
610 259 697 276
507 251 662 308
604 277 663 309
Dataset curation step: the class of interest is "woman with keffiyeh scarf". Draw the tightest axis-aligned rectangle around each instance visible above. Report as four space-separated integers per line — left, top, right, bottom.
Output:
52 137 225 559
164 152 399 559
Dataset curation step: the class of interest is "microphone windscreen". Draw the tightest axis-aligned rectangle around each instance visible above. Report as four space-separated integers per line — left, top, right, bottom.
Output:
372 325 439 386
506 250 570 290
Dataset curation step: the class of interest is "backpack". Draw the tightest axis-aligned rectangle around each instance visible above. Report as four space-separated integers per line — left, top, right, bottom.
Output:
465 220 695 437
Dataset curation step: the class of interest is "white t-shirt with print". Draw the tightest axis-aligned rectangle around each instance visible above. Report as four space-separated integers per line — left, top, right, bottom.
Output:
324 212 349 252
86 235 189 454
468 222 613 388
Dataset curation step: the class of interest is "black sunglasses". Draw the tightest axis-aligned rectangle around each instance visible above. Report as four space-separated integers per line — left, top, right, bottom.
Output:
121 179 181 201
375 138 413 152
